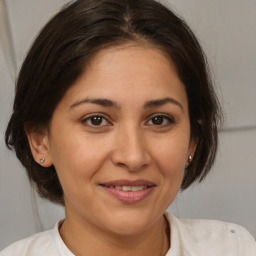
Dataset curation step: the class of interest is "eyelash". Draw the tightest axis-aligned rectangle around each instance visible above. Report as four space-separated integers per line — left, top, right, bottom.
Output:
145 114 175 127
81 114 111 128
81 113 175 128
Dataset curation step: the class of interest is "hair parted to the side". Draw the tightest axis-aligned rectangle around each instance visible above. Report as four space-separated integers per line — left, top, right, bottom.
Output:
5 0 222 205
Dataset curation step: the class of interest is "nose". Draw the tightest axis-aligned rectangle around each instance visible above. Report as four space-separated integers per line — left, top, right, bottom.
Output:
110 126 151 171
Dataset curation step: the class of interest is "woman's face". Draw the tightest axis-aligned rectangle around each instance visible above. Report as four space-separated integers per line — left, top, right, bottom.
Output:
43 44 195 235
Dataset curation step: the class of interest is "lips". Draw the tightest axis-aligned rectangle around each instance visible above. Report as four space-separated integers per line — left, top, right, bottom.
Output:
99 180 156 203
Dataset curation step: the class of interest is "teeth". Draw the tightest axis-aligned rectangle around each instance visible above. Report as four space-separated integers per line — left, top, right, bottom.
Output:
111 185 147 191
132 186 146 191
123 186 131 191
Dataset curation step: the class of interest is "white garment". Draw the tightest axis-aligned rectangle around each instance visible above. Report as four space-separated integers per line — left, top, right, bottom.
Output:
1 212 255 256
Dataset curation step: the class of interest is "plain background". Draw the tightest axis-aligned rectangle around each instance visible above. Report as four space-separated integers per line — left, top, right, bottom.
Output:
0 0 255 250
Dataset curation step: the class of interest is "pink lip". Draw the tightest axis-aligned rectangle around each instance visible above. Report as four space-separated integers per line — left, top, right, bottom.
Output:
99 179 156 204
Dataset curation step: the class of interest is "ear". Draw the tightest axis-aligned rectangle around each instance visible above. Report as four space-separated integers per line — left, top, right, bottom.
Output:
186 137 198 167
25 127 53 167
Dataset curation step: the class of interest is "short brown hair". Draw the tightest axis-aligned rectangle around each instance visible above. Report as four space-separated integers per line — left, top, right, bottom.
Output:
5 0 222 205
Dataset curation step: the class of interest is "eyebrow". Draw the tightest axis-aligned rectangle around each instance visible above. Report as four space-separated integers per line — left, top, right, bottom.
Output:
143 97 184 112
69 98 119 109
69 97 183 111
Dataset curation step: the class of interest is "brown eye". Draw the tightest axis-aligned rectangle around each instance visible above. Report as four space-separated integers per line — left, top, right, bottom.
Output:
151 116 164 125
82 115 109 127
146 115 174 126
90 116 104 126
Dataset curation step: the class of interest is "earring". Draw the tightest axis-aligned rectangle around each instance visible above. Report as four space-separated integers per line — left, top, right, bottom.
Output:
39 158 45 163
188 155 193 163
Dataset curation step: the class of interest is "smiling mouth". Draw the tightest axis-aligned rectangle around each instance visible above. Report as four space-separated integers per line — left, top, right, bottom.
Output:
99 180 156 203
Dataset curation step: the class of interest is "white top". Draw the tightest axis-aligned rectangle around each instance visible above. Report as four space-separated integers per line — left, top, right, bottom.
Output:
1 212 255 256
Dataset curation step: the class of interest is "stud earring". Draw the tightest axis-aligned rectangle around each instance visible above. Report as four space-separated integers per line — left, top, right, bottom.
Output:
188 155 193 163
39 158 45 163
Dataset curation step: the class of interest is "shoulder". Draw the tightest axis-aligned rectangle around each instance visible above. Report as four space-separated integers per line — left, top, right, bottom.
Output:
165 212 256 256
0 229 56 256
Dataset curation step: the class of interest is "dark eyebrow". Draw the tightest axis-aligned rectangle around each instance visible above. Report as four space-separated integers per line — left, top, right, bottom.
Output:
70 97 183 111
144 97 184 112
69 98 120 109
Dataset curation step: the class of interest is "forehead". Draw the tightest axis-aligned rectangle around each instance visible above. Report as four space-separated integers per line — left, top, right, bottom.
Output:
61 43 188 109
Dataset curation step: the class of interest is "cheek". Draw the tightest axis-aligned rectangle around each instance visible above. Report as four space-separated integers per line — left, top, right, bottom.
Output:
154 134 190 202
148 138 188 210
152 134 189 178
48 131 110 186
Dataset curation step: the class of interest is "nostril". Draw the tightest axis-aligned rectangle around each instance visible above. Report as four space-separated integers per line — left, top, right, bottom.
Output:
110 136 151 171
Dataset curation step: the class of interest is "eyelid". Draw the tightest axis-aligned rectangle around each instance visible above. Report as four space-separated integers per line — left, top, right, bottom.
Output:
81 113 112 127
147 113 175 121
145 113 175 126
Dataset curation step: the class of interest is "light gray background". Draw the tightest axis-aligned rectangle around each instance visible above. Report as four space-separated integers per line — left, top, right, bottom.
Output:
0 0 255 250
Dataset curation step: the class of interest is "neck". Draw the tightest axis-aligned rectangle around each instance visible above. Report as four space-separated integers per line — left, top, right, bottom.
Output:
59 214 170 256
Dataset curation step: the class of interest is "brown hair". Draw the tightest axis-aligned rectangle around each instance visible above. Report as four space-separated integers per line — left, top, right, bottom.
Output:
5 0 222 205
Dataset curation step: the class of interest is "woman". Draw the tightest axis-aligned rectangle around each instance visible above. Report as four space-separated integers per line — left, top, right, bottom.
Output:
1 0 255 255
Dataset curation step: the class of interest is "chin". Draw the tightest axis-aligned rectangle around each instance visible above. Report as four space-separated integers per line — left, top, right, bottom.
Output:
107 221 152 237
100 209 161 236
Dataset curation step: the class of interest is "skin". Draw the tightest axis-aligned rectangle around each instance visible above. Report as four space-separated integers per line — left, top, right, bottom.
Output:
27 43 196 256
